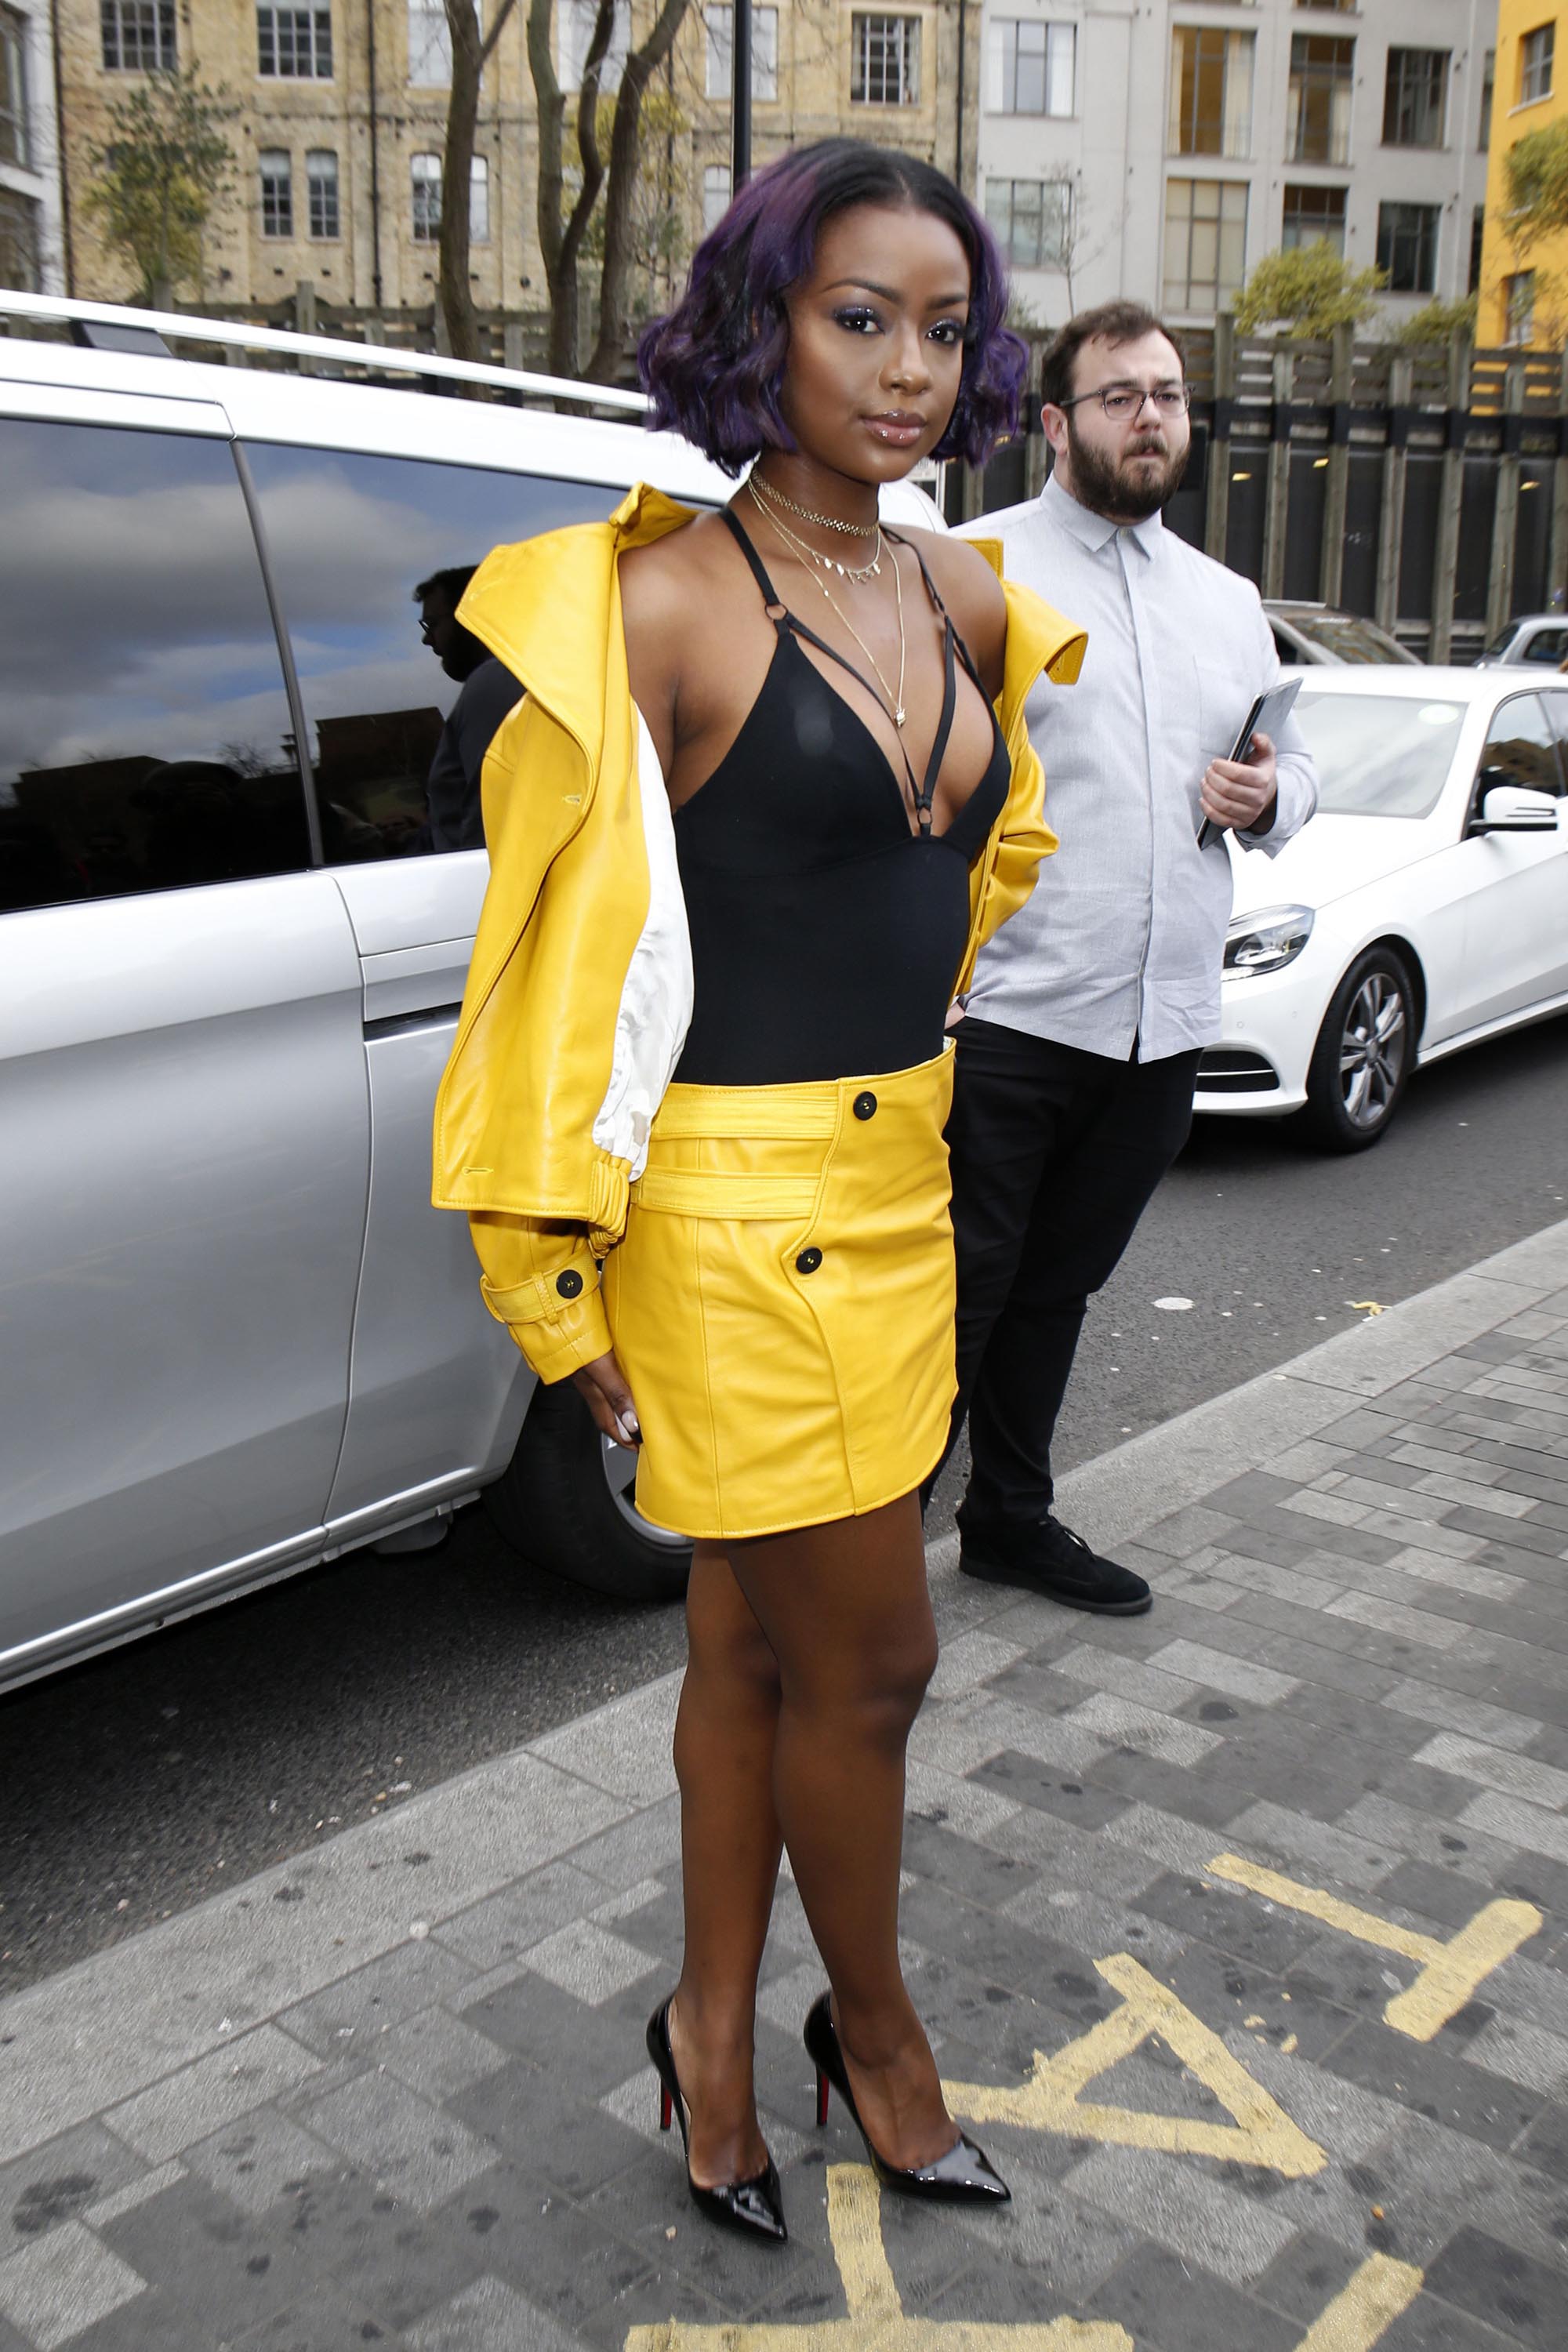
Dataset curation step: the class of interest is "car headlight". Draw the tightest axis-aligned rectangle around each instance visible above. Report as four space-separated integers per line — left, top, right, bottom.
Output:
1223 906 1315 978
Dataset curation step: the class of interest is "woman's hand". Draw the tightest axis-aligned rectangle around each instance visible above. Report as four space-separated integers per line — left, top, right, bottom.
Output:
571 1351 642 1448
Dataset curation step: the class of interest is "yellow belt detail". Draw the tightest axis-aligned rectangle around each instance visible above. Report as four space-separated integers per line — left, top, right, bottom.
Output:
631 1167 822 1220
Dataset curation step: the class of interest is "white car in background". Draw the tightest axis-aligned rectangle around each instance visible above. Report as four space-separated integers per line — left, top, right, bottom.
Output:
1196 668 1568 1149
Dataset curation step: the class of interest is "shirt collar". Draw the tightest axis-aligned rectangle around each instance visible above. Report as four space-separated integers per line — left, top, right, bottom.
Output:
1040 471 1165 561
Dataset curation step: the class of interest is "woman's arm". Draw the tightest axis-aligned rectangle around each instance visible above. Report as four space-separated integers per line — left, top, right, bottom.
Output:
913 532 1009 702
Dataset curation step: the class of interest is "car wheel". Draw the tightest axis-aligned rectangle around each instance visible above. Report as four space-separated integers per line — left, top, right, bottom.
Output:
485 1378 691 1602
1298 948 1415 1152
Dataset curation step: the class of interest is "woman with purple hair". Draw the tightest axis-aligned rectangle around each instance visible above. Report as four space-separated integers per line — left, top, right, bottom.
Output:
436 139 1084 2243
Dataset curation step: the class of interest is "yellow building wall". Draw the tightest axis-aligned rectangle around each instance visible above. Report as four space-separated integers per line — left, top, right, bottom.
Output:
1479 2 1568 346
58 2 978 325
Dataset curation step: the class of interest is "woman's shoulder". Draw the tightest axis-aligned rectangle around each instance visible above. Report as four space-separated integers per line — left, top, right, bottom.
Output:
901 528 1007 677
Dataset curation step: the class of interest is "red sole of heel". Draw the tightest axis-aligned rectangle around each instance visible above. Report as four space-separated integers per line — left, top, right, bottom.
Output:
815 2071 829 2129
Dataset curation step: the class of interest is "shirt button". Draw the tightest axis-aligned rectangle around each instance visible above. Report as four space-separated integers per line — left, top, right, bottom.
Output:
795 1247 823 1276
555 1268 584 1299
852 1091 878 1120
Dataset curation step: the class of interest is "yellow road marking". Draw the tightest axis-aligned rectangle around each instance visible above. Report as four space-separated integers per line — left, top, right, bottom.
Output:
623 2165 1133 2349
942 1954 1325 2177
1289 2253 1424 2351
1207 1854 1542 2042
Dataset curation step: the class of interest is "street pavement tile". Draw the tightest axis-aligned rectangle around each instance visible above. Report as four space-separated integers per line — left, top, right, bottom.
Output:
180 2104 347 2215
1223 1798 1406 1893
222 2284 412 2348
1376 2294 1526 2351
1063 2144 1301 2283
103 2025 325 2164
1160 1944 1359 2069
900 1812 1036 1909
61 2288 220 2352
248 2168 477 2333
405 2273 583 2352
1070 1744 1258 1833
1423 2227 1568 2352
1513 2102 1568 2183
1087 2239 1303 2352
0 2124 146 2258
1337 1794 1515 1886
1134 1872 1325 1975
1248 2226 1366 2322
1001 1884 1187 1971
447 2061 649 2201
519 1918 664 2008
299 2073 497 2212
453 1973 639 2096
1373 1857 1519 1934
280 1943 481 2063
94 2174 315 2335
427 2158 652 2329
1316 2023 1544 2153
373 2009 515 2105
430 1861 608 1974
952 2178 1144 2302
971 1748 1134 1831
0 2222 146 2350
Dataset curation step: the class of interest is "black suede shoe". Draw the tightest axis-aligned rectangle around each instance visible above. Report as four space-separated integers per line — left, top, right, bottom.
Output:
957 1513 1152 1614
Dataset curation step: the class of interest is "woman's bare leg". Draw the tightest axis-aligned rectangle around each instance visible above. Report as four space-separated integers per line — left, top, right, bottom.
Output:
727 1492 956 2169
668 1539 784 2188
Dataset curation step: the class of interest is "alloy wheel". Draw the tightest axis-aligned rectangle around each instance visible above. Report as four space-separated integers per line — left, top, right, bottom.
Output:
1338 971 1407 1131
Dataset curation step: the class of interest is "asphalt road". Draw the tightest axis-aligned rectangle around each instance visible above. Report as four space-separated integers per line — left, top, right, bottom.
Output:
2 1010 1565 1996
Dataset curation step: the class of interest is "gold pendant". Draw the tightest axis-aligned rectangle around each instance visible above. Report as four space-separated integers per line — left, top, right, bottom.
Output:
895 706 907 726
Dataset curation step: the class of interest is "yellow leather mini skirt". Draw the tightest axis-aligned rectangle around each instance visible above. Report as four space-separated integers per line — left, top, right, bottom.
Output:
601 1044 957 1541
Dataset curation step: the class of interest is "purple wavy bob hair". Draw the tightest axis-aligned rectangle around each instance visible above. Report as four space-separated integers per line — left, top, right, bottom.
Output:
638 140 1026 477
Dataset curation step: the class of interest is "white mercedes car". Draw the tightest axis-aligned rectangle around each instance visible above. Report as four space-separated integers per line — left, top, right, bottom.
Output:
1197 667 1568 1149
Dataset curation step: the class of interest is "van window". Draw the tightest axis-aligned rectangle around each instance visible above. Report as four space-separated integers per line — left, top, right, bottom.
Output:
242 445 616 860
0 417 312 914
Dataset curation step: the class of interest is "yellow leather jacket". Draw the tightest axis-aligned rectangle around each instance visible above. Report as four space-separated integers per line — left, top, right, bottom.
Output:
433 482 1086 1381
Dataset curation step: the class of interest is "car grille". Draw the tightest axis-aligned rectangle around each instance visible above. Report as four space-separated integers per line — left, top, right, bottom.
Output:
1196 1049 1279 1094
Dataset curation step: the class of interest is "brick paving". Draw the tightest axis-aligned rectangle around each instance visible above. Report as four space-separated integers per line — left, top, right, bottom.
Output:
2 1224 1567 2349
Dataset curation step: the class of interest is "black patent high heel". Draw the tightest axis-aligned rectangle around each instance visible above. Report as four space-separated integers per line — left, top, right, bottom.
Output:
804 1992 1010 2205
645 1997 787 2243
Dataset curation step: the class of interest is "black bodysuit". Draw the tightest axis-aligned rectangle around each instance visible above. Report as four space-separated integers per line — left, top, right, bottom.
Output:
671 510 1010 1087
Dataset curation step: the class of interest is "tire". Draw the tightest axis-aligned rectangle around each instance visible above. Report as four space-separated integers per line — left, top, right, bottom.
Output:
1297 946 1416 1152
485 1378 691 1602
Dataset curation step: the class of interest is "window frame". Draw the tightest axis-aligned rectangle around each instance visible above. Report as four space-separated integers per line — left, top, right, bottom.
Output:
850 11 921 107
259 147 294 239
1376 198 1439 296
1169 25 1255 161
410 149 441 242
984 175 1072 270
703 4 779 103
1163 175 1249 314
1520 24 1555 107
100 0 176 72
306 147 339 241
1 5 29 169
1281 183 1347 256
991 19 1074 119
256 4 334 81
1381 46 1448 150
1287 33 1354 166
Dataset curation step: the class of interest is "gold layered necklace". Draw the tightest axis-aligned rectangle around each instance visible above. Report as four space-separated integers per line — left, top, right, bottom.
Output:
749 473 884 583
746 479 909 730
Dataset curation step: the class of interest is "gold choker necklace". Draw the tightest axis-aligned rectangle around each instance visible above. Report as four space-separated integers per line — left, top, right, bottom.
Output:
748 478 884 584
750 474 878 542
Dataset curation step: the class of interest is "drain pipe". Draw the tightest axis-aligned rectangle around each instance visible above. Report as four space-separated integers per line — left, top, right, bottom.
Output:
366 0 384 307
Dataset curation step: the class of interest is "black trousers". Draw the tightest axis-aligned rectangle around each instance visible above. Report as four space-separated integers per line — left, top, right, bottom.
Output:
932 1018 1201 1530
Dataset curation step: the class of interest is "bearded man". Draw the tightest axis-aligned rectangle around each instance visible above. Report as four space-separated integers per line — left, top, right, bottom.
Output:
932 300 1318 1616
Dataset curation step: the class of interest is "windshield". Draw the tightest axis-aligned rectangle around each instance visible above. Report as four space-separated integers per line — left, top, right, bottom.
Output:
1286 612 1417 665
1294 692 1465 817
1482 623 1521 657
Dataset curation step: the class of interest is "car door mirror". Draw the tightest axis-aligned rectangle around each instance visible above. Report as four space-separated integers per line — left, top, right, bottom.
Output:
1472 784 1560 833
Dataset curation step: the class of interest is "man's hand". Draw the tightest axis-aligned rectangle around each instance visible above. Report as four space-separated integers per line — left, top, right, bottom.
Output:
571 1350 642 1449
1201 728 1278 836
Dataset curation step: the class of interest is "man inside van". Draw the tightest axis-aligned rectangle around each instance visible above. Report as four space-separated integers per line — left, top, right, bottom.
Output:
935 301 1317 1617
412 564 522 852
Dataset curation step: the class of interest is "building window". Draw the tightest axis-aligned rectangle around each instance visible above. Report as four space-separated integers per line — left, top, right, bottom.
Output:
100 0 176 71
1505 270 1537 343
409 154 486 243
702 163 731 233
1382 48 1447 147
1469 204 1485 294
408 0 451 85
307 148 339 238
0 183 39 289
1 6 27 167
1282 183 1346 256
1295 0 1353 9
1169 28 1254 159
411 151 441 241
704 6 778 102
1479 48 1494 148
1521 24 1555 106
260 150 293 238
257 6 333 78
1163 177 1247 314
1376 201 1438 295
984 177 1071 270
1288 36 1353 165
989 20 1074 118
560 0 628 94
851 13 920 107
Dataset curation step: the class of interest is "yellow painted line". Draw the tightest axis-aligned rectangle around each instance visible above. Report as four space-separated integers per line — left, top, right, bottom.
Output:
1288 2252 1424 2351
942 1953 1325 2178
1207 1853 1542 2042
622 2163 1135 2349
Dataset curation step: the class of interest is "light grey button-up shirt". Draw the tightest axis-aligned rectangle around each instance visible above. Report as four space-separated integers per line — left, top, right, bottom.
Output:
960 476 1318 1062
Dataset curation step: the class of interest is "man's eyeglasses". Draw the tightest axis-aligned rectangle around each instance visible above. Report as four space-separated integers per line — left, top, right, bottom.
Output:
418 615 440 641
1057 384 1192 422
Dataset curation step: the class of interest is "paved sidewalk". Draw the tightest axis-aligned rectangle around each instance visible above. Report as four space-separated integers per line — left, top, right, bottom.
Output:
4 1222 1568 2352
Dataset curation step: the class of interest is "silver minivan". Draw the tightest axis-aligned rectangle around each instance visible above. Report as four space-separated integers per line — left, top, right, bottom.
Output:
5 296 894 1691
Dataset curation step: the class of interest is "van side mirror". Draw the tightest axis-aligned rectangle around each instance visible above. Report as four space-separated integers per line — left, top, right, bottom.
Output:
1472 783 1559 834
